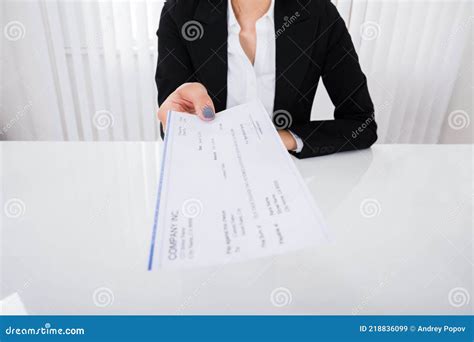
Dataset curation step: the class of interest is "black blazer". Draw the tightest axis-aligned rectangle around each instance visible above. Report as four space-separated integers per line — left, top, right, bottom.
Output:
156 0 377 158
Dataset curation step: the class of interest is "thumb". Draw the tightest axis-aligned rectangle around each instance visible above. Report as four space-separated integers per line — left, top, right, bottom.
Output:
176 83 216 121
193 93 215 121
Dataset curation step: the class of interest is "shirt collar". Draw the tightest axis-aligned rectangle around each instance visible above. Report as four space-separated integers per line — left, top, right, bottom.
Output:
228 0 275 28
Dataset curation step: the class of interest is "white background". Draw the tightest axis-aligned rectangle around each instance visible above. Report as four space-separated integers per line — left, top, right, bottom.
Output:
0 0 472 143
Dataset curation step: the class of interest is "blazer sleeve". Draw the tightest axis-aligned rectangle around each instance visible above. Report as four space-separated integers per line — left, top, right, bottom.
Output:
156 1 195 138
289 1 377 159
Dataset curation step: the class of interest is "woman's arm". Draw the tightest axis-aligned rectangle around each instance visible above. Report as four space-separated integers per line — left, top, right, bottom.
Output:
289 2 377 159
156 1 215 128
156 1 194 106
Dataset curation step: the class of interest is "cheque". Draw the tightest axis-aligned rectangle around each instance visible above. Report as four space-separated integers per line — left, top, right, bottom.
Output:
148 101 328 269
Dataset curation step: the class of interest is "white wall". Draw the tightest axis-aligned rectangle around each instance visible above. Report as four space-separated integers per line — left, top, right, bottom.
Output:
440 26 473 144
1 0 163 141
311 0 473 144
1 0 472 143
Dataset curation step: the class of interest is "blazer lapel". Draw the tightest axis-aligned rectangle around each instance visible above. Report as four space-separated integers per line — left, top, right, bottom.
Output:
188 0 228 112
274 0 320 112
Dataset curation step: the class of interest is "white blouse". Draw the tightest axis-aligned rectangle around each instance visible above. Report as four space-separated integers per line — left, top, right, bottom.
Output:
226 0 303 152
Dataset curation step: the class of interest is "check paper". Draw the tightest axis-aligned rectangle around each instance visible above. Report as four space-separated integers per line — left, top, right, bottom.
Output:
148 101 327 269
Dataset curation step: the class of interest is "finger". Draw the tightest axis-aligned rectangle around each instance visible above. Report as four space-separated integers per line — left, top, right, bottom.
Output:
177 83 215 121
196 97 215 121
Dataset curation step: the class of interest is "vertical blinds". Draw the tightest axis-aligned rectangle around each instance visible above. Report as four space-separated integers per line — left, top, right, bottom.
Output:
1 0 471 142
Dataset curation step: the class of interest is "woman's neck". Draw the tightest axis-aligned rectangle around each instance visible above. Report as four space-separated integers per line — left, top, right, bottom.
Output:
231 0 271 26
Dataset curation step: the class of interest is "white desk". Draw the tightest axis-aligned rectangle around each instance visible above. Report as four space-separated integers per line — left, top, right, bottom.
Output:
1 143 472 315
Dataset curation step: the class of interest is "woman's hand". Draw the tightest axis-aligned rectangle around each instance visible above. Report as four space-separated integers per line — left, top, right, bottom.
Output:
277 130 297 151
158 82 215 127
158 83 296 151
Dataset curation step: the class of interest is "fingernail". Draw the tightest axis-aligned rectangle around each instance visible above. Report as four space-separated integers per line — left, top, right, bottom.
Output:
202 106 215 120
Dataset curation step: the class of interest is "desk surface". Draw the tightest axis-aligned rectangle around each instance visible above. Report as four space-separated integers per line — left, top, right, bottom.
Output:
1 143 472 315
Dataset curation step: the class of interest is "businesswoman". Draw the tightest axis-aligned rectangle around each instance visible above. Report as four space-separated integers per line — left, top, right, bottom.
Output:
156 0 377 158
